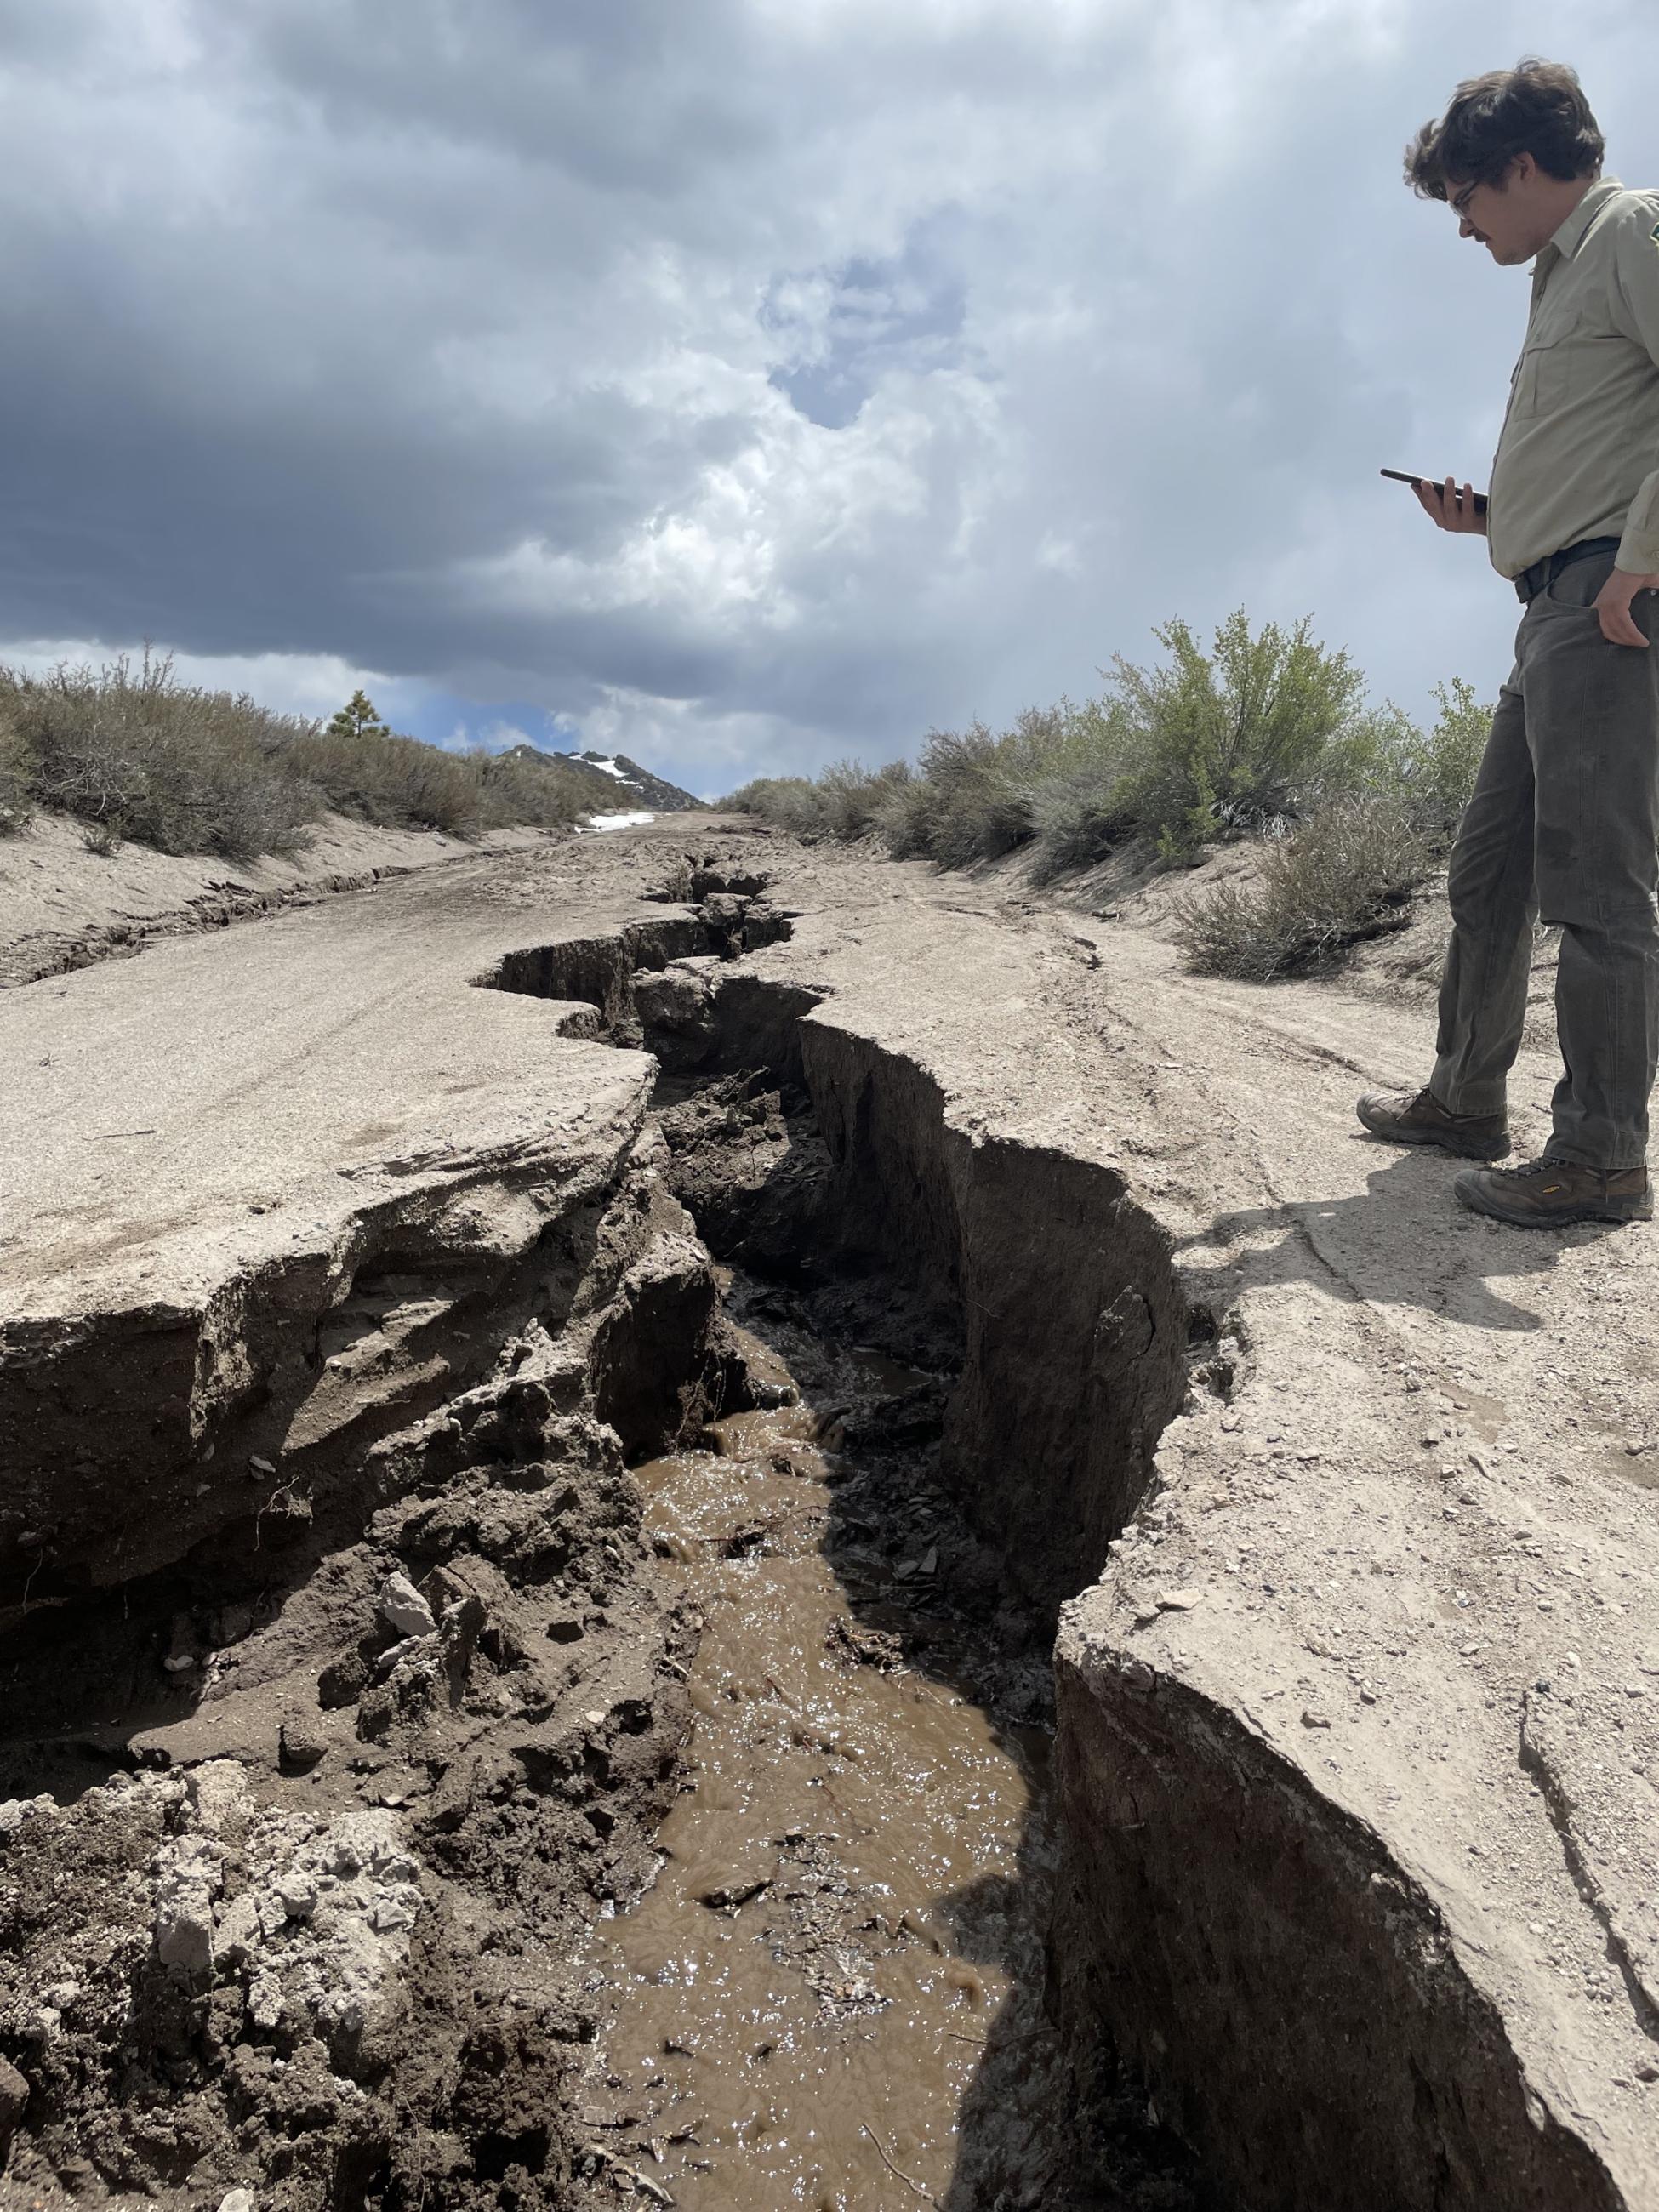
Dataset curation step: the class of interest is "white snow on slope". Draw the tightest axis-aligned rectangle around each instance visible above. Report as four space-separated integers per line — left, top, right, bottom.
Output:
579 810 655 833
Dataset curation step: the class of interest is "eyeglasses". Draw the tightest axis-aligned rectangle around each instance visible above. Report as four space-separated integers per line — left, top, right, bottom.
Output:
1450 179 1480 218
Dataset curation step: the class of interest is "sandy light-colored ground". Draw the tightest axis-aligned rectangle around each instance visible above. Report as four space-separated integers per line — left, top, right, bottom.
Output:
3 813 1656 2201
0 807 570 989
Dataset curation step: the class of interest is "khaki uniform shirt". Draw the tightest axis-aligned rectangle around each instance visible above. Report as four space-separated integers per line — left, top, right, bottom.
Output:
1487 177 1659 580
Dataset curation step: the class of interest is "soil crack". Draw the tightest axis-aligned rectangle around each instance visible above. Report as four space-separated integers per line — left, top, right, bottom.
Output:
1519 1690 1659 2044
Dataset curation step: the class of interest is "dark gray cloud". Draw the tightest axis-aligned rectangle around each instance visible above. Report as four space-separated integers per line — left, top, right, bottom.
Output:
0 3 1651 785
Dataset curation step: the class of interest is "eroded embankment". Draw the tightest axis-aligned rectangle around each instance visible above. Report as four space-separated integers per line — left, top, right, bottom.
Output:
472 880 1206 2209
0 857 1623 2210
533 910 1193 1635
0 1100 755 2204
491 889 1632 2210
0 879 821 2205
1052 1642 1631 2212
0 859 1191 2209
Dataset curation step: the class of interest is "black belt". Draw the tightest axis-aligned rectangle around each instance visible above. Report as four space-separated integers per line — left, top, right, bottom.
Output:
1514 535 1620 605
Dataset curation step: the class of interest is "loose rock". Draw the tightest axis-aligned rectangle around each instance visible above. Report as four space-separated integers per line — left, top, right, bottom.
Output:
377 1571 436 1639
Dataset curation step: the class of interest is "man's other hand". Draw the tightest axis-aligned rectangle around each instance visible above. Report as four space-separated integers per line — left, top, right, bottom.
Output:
1414 475 1487 535
1593 567 1659 648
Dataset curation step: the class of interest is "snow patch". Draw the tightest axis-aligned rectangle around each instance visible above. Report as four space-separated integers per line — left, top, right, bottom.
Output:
580 810 655 834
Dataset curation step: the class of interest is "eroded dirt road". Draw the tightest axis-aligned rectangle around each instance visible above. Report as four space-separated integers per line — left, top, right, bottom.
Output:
2 817 1656 2210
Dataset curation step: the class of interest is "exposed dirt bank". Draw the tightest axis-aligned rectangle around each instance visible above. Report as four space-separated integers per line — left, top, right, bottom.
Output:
0 836 1189 2209
0 1137 723 2207
3 820 1659 2208
630 878 1659 2209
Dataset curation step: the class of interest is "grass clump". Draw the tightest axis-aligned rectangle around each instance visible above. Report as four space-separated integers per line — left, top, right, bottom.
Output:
0 659 586 858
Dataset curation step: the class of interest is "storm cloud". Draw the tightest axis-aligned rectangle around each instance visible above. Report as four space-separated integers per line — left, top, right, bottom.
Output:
0 1 1650 788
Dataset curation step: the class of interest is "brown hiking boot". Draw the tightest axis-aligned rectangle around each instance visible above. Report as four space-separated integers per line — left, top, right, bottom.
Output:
1356 1086 1510 1160
1454 1156 1653 1229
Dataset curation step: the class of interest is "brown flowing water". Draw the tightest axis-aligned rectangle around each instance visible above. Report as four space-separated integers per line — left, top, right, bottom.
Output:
576 1278 1076 2212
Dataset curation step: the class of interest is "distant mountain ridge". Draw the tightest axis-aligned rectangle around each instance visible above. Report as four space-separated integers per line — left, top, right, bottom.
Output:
499 744 705 815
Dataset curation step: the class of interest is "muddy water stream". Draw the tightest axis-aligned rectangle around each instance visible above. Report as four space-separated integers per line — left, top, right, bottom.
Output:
579 1278 1073 2211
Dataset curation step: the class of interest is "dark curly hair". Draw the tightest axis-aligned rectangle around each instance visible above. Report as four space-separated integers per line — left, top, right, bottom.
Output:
1405 57 1604 199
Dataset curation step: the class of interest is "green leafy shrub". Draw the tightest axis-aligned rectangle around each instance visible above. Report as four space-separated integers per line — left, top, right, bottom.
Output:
1376 676 1491 834
1172 795 1434 979
1022 700 1140 877
1168 673 1490 981
1106 610 1389 859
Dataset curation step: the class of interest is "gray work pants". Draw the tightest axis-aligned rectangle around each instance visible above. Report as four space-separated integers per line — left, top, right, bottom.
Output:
1431 550 1659 1168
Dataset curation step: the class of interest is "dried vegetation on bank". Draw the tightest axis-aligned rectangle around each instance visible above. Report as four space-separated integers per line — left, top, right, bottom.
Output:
0 662 590 862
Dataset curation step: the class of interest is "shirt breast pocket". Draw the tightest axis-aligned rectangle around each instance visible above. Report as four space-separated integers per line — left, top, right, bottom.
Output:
1513 337 1571 418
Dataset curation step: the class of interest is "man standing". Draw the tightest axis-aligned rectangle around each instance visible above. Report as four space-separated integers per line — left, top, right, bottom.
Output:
1359 59 1659 1227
